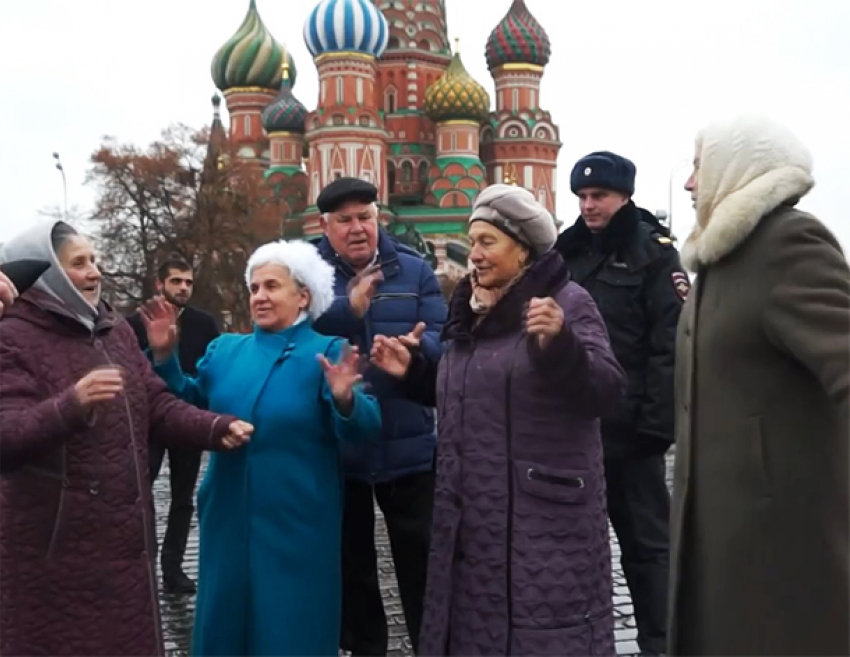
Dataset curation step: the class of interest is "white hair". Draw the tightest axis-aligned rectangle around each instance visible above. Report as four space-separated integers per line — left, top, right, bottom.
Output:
245 239 336 320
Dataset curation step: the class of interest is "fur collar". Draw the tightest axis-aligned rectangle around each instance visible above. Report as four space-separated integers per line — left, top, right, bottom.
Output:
681 115 814 270
557 202 669 258
443 250 570 343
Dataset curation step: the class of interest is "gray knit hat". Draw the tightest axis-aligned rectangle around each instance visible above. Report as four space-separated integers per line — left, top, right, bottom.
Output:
469 184 557 257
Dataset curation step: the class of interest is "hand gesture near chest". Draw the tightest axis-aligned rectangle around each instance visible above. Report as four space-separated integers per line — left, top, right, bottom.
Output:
525 297 565 350
318 343 363 416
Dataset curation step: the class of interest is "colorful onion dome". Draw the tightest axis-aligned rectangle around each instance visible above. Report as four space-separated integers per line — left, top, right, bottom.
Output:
424 53 491 123
261 65 308 134
303 0 389 59
485 0 551 70
211 0 298 92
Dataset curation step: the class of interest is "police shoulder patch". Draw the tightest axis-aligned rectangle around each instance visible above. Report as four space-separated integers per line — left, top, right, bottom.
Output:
671 271 690 301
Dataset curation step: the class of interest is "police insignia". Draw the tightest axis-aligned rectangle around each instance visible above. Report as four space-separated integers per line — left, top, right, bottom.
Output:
671 272 690 300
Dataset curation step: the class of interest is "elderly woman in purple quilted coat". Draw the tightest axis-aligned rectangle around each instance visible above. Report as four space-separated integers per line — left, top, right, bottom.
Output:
0 220 252 657
371 185 625 656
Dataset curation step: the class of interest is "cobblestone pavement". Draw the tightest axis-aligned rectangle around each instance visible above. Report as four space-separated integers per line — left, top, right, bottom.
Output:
156 452 675 656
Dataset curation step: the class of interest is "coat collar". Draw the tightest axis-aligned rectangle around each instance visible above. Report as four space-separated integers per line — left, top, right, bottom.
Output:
7 289 122 336
557 202 669 269
444 250 570 343
317 229 401 280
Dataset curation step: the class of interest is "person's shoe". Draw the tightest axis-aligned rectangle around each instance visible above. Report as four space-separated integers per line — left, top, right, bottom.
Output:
162 568 196 594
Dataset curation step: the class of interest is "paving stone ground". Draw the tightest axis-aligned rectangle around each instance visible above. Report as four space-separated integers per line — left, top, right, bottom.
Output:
156 452 675 656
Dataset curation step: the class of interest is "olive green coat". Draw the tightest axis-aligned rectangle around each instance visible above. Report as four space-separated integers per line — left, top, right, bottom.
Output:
671 206 850 656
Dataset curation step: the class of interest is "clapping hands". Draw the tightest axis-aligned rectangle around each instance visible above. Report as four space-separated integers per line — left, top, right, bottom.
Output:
370 322 426 379
140 297 179 362
318 343 363 415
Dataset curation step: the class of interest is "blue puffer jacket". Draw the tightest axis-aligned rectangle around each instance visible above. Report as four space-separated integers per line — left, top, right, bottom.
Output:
314 231 447 483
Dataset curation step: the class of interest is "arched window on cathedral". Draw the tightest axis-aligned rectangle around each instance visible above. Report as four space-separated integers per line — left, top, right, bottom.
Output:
418 161 429 185
401 161 414 182
385 89 397 114
387 162 397 193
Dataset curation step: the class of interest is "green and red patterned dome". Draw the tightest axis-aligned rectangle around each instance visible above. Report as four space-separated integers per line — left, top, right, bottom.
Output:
485 0 551 70
424 53 491 124
211 0 297 92
261 65 307 134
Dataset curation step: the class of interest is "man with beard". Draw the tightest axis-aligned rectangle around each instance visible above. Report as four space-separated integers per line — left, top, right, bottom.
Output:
127 256 220 594
555 152 688 656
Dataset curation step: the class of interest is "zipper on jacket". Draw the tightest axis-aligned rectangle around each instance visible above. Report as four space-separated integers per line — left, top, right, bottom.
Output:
45 475 71 559
101 345 165 653
504 361 515 655
526 468 585 488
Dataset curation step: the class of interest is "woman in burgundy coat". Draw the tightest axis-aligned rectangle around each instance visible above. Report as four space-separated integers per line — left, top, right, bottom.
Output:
372 185 626 656
0 220 252 656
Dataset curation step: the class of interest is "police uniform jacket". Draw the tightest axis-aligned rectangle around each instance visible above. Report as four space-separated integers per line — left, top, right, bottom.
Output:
555 201 688 459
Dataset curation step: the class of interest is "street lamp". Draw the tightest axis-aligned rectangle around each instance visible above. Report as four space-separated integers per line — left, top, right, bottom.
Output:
53 152 68 220
667 158 691 234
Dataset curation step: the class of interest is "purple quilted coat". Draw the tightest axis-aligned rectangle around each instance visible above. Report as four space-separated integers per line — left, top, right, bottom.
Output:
0 292 238 656
414 251 625 656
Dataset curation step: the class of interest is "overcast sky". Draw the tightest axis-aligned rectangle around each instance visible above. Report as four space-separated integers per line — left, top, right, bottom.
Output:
2 0 848 250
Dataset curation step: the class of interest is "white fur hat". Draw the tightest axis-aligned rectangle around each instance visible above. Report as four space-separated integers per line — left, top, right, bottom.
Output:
245 239 336 320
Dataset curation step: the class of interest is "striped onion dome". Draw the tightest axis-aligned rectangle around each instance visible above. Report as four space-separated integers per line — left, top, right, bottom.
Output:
303 0 389 58
211 0 298 91
485 0 551 70
424 53 491 123
261 65 308 134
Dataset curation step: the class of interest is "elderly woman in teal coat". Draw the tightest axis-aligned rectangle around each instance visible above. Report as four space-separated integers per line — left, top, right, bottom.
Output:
141 240 381 656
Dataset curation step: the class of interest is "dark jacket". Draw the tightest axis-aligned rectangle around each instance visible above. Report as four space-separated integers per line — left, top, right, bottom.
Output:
127 304 219 377
413 250 624 656
556 202 687 459
0 291 236 656
314 230 447 483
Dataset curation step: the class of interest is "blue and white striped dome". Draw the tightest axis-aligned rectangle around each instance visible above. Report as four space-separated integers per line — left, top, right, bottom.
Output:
303 0 389 58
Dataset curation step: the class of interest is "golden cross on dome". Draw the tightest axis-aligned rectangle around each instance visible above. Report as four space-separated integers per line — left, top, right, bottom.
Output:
282 61 290 81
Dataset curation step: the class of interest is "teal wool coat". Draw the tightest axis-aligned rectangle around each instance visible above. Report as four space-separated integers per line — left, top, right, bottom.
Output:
154 320 381 656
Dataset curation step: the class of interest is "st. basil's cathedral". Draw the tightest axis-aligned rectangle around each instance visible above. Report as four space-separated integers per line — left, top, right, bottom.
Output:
209 0 559 278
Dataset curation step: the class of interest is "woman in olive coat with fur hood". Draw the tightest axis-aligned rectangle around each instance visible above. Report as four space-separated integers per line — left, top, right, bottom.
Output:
670 116 850 656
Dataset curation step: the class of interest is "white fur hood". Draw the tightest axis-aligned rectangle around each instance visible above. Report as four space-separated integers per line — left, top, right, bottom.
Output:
681 115 815 271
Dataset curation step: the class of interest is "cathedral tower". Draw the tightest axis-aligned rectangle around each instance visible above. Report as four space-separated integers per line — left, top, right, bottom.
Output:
302 0 390 224
481 0 561 214
372 0 452 205
423 46 490 208
210 0 297 164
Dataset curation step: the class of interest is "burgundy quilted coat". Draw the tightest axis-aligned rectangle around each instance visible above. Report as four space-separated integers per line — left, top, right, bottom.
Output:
413 251 625 656
0 291 237 656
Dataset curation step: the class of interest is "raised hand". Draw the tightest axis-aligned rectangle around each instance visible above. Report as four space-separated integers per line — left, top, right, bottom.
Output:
0 271 18 319
318 343 363 415
74 366 125 408
371 322 425 379
220 420 254 449
140 297 178 362
347 264 383 318
525 297 564 350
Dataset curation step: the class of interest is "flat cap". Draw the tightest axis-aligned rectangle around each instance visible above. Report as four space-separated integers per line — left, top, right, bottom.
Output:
317 177 378 214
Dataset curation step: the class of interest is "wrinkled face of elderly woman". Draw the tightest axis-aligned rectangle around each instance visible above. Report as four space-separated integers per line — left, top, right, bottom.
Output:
249 264 311 332
57 234 102 305
468 221 529 289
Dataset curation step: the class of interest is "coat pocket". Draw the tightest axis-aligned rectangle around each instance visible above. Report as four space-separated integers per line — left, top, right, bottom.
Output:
511 608 614 656
514 460 589 506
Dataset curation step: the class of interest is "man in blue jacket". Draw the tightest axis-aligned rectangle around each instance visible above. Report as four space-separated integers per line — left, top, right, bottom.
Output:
313 177 447 656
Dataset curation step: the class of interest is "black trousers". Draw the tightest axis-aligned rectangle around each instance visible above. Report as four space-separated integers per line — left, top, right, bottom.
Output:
605 454 670 656
340 471 435 656
149 442 202 573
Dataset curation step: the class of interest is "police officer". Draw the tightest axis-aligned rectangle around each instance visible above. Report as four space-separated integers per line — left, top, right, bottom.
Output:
555 152 688 656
